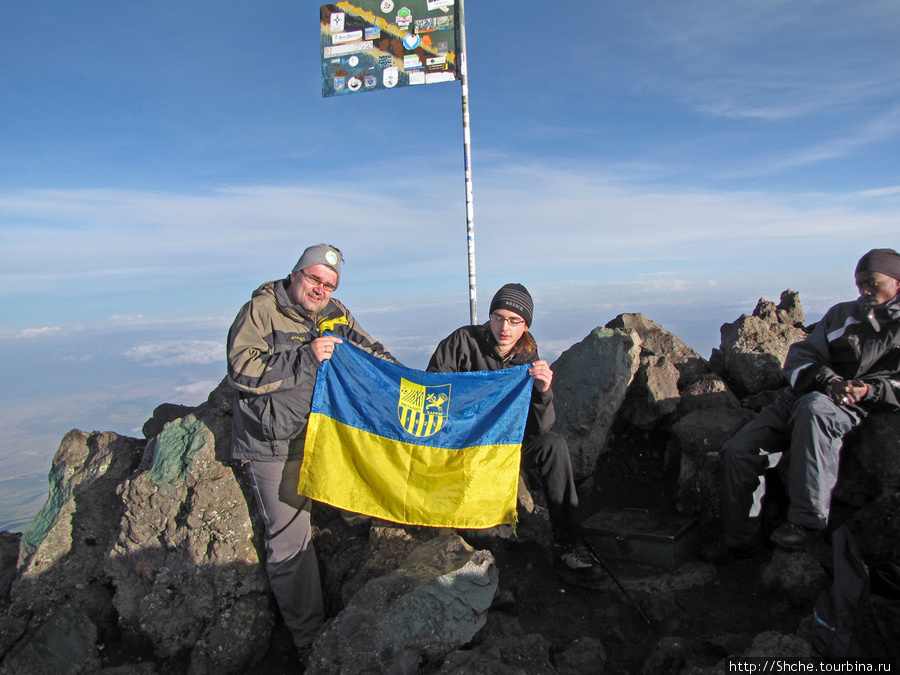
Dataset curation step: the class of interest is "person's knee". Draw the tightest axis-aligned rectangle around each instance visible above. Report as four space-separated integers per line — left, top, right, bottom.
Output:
792 391 851 438
720 437 744 469
793 391 833 419
542 431 568 452
539 432 572 467
523 432 572 476
720 434 779 480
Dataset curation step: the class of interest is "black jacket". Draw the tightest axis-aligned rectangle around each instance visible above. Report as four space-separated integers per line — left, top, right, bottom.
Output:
426 323 553 437
784 293 900 413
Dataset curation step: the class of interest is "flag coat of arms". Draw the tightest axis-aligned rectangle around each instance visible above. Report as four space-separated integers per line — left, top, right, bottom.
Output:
298 338 533 529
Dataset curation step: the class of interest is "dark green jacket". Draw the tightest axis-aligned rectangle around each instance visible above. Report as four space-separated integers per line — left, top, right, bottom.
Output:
227 278 394 461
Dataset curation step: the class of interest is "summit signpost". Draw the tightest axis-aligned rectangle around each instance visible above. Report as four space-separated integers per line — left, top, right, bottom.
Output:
319 0 478 323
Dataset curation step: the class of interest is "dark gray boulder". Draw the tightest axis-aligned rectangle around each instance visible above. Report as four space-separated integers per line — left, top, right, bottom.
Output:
671 407 755 520
551 327 641 481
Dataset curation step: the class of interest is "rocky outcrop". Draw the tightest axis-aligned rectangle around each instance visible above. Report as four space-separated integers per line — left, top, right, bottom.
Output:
711 292 807 397
1 381 278 674
0 604 101 675
852 413 900 492
760 549 829 607
550 326 641 480
105 409 273 672
0 534 20 604
11 430 146 628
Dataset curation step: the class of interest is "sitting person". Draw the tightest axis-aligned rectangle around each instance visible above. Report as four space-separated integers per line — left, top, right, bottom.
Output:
427 283 603 579
708 248 900 560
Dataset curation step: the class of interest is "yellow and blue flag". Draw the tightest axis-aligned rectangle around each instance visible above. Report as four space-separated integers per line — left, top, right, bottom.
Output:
298 338 533 529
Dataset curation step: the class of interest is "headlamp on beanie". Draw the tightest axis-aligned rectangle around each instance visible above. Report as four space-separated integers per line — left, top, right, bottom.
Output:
292 244 344 287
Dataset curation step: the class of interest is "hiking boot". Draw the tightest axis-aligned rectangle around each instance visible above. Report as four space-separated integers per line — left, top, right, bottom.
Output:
557 542 605 580
699 539 762 564
770 522 816 551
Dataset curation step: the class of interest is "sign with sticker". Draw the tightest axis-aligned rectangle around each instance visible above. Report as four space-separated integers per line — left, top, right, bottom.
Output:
320 0 460 98
402 32 422 50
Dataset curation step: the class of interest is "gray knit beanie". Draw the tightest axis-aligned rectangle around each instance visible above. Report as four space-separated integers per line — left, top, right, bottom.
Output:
292 244 344 286
489 283 534 326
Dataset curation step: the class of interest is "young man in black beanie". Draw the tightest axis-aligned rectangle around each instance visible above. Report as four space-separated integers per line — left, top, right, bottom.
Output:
427 283 604 579
706 248 900 561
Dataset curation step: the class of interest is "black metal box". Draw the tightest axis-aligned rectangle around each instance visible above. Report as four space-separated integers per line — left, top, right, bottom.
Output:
582 508 699 570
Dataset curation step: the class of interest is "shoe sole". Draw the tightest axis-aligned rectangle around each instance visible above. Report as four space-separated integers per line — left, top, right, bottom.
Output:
553 564 607 588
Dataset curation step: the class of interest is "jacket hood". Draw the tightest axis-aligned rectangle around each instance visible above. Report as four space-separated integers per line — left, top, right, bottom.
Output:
879 291 900 321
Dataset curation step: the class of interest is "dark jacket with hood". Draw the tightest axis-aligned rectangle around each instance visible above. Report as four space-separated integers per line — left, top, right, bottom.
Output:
227 278 394 461
426 322 554 438
784 293 900 413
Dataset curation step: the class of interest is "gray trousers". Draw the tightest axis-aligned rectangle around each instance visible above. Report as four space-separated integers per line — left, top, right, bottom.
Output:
245 457 324 648
721 389 862 548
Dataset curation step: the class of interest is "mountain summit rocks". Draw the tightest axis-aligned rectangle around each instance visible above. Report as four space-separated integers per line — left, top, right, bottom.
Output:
1 291 898 673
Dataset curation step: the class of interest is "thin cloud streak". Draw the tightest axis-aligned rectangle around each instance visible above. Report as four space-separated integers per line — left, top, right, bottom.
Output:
19 327 61 338
635 1 900 121
769 107 900 171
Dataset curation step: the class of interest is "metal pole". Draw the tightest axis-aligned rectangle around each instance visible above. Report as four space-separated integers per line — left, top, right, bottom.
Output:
457 0 476 325
582 538 653 625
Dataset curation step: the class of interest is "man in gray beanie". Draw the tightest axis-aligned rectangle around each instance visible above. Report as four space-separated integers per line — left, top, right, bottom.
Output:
427 283 604 580
705 248 900 561
227 244 396 654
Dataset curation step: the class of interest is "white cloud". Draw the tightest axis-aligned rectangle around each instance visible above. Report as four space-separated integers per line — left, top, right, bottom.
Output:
174 379 221 402
857 185 900 198
19 327 61 338
124 340 223 366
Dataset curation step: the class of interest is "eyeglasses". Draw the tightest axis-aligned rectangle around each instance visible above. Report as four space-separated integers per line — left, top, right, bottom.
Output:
490 313 525 328
299 270 336 293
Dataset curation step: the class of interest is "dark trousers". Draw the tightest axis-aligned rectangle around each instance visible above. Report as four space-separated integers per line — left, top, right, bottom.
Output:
720 389 862 548
521 431 580 543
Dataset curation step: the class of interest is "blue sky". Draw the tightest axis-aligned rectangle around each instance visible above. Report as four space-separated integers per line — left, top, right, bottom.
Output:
1 1 899 531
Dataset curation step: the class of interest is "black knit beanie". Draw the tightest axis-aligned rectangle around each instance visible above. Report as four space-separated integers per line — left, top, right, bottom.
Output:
489 283 534 326
855 248 900 281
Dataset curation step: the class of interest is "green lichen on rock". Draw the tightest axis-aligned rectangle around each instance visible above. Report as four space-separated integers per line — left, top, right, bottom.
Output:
20 459 71 553
148 415 214 485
